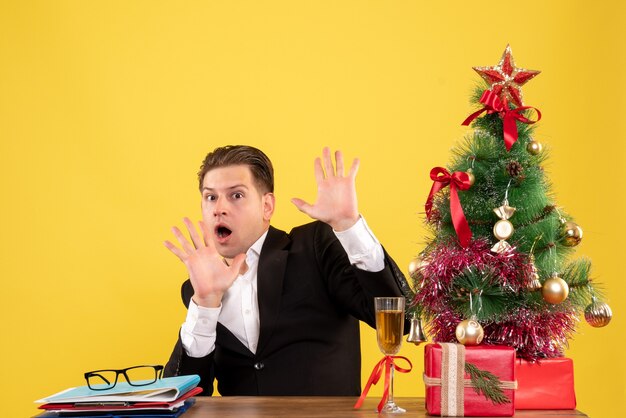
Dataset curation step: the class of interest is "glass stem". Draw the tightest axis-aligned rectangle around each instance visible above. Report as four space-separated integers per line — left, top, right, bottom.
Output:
388 360 395 405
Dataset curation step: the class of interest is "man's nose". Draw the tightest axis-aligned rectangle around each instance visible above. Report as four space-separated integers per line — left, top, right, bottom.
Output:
213 197 227 216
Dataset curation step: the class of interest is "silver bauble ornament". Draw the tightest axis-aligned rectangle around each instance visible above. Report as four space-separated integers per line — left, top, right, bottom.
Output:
584 300 612 327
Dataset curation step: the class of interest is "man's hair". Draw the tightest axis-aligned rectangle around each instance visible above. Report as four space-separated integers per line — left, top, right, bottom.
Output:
197 145 274 193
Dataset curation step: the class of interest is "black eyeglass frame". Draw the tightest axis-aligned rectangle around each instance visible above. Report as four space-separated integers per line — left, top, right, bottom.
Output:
84 365 164 391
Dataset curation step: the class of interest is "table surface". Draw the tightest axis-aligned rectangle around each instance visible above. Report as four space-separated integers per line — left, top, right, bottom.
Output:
183 397 588 418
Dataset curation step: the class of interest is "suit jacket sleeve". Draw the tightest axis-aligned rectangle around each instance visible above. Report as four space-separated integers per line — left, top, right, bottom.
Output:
311 221 411 329
163 280 215 396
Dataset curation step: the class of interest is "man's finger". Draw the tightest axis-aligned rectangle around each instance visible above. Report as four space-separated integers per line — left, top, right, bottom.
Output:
183 217 204 249
229 253 247 277
335 150 344 177
313 157 325 183
199 219 216 250
171 226 196 254
322 147 335 177
291 198 314 216
164 240 187 261
348 157 360 179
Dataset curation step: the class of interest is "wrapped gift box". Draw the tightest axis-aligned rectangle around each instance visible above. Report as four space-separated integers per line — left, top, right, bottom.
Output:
424 343 516 417
515 357 576 409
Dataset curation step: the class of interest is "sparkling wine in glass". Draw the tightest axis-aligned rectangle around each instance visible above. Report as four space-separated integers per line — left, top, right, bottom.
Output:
375 297 406 413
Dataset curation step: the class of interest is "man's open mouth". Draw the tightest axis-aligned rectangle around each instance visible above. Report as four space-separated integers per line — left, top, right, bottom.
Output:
216 225 232 239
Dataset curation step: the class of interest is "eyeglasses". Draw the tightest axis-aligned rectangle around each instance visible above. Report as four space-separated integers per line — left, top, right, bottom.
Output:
84 365 164 390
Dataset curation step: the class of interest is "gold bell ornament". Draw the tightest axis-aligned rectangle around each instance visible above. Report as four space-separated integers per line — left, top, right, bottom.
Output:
584 296 612 328
406 312 428 345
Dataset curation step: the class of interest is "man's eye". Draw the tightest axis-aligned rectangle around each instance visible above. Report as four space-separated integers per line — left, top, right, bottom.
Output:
204 195 216 201
233 192 244 199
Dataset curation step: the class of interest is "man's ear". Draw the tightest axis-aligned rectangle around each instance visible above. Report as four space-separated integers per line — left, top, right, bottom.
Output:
263 192 275 221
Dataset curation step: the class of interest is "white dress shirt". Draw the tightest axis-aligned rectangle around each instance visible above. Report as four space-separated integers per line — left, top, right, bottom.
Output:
180 216 384 357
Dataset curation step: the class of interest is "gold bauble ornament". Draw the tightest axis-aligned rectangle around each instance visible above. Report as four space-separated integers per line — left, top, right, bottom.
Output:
560 221 583 247
542 273 569 304
527 140 543 155
584 299 612 327
466 168 475 186
408 256 429 279
455 317 484 345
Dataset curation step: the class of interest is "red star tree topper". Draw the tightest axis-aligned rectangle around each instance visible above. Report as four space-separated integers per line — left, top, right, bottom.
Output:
473 45 540 107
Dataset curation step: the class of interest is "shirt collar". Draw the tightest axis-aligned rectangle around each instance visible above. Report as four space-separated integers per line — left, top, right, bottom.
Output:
246 229 268 263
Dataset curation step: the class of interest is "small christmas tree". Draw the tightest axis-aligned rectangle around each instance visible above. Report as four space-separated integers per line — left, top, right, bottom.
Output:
409 45 612 361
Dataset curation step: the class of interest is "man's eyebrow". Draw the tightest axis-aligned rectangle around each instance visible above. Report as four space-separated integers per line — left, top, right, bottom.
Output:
201 184 249 192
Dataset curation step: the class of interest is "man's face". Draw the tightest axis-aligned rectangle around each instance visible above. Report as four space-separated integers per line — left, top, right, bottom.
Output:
201 164 274 260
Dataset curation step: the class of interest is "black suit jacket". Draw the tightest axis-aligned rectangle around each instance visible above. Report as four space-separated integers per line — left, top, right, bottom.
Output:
164 221 410 396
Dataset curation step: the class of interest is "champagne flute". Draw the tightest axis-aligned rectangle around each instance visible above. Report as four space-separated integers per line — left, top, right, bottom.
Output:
375 297 406 413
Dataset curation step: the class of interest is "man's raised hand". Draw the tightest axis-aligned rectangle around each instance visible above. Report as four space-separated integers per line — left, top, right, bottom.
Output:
291 148 360 232
164 217 245 308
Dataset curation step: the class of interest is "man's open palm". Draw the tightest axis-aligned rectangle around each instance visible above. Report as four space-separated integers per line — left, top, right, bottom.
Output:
292 148 360 232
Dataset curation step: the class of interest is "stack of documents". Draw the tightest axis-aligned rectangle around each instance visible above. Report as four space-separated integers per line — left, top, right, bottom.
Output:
35 375 202 418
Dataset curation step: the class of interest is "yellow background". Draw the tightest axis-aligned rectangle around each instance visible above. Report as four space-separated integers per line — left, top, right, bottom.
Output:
1 1 624 417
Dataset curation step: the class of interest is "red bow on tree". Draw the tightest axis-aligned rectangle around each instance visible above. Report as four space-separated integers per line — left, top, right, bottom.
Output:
425 167 472 248
462 89 541 151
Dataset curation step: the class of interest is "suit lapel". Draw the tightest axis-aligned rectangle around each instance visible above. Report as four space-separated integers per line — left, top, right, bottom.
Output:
256 226 290 356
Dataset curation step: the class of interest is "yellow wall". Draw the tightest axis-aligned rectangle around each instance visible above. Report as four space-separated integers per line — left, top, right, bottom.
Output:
1 1 623 417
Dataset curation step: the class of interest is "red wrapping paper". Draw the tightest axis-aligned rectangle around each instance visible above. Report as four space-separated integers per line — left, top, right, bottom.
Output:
515 358 576 410
424 344 516 417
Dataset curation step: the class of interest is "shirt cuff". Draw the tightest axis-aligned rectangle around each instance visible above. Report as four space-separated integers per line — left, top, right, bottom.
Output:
180 298 221 357
333 216 385 272
185 298 221 335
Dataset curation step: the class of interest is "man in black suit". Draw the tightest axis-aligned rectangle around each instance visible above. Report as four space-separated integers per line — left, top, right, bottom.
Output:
163 145 409 395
